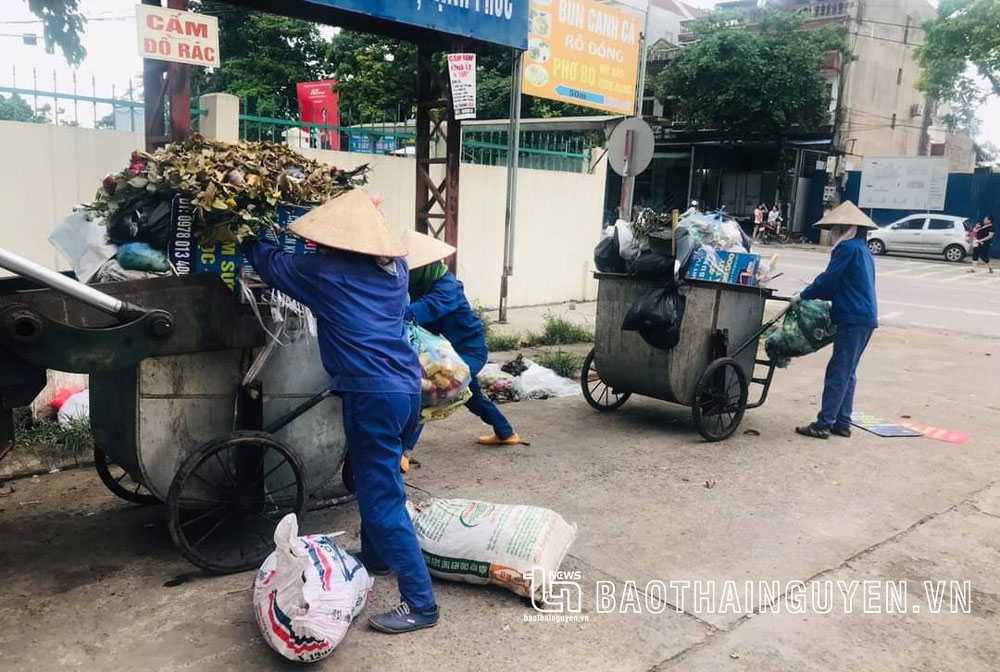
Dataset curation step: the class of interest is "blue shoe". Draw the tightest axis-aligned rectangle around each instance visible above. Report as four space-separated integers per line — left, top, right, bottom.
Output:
368 602 439 634
347 549 390 576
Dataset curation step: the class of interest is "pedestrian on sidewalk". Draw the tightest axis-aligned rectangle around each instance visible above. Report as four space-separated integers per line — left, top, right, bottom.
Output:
405 231 520 447
968 215 994 273
793 201 879 440
240 191 439 634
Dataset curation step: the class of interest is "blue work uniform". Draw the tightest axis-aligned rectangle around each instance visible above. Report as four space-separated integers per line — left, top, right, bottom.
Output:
405 272 515 444
244 240 436 612
800 237 878 430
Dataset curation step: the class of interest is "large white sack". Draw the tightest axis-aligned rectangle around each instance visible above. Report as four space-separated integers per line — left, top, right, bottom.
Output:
253 514 372 663
411 498 577 599
48 211 117 283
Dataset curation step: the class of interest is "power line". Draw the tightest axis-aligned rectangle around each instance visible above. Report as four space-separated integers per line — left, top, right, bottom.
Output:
858 18 926 31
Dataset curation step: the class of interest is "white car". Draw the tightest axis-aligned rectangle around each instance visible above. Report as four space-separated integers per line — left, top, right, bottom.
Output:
866 214 972 262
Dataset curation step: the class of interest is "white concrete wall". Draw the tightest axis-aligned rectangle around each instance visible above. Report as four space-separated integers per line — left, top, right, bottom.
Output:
0 121 606 308
0 121 143 273
289 145 606 307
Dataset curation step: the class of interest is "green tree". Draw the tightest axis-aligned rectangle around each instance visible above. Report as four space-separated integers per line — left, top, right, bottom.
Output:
325 30 417 123
192 1 331 118
916 0 1000 130
0 93 52 123
23 0 86 65
653 9 849 138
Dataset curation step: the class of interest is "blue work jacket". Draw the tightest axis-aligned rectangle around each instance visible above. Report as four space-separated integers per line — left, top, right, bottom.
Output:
405 272 487 367
245 240 420 394
801 237 878 328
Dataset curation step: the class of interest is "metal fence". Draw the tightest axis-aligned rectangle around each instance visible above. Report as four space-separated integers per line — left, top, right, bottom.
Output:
0 74 598 173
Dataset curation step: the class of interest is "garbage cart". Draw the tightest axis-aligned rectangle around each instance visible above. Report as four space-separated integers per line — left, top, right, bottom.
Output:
0 248 350 574
581 272 786 441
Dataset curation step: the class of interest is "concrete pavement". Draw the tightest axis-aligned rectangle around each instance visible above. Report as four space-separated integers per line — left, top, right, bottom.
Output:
1 299 998 671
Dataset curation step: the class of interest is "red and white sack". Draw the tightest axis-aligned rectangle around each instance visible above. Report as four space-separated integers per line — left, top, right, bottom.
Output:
411 499 577 599
253 514 373 662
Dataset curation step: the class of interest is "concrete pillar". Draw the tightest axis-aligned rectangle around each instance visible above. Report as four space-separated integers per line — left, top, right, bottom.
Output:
285 127 307 149
198 93 239 143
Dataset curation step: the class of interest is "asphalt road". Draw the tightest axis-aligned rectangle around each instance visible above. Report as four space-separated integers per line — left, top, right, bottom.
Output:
765 246 1000 338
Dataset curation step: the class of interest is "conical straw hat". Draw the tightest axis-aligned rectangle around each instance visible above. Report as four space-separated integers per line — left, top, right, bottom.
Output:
289 189 406 257
813 200 878 230
406 230 456 269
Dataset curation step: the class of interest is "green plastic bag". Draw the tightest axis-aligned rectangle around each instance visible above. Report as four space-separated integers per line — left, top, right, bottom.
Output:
765 300 837 368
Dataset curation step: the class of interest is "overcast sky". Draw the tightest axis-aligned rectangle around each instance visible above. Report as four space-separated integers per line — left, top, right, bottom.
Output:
1 0 997 147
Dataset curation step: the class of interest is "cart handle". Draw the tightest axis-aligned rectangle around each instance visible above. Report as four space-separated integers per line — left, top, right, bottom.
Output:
0 247 147 321
731 297 795 357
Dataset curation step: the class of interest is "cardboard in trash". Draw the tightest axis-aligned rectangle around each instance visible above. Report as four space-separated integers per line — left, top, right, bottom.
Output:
685 249 760 286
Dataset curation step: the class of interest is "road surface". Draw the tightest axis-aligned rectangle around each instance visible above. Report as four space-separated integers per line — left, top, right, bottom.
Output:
766 247 1000 338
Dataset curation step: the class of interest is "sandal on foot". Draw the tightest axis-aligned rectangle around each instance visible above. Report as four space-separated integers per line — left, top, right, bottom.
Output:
795 423 830 439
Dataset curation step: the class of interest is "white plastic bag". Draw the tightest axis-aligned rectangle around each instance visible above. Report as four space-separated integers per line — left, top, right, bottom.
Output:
477 363 519 403
615 218 641 261
57 389 89 428
48 212 118 283
253 514 372 663
514 361 580 400
411 498 577 599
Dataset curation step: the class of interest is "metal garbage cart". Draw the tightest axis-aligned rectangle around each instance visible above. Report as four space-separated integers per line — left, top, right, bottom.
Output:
581 273 785 441
0 248 351 574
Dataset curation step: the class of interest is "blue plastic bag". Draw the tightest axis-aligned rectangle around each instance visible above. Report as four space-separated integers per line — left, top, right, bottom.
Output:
116 241 170 273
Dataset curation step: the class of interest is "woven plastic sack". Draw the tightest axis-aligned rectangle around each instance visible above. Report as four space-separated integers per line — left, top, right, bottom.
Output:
411 498 577 599
765 300 837 368
253 514 373 663
407 324 472 409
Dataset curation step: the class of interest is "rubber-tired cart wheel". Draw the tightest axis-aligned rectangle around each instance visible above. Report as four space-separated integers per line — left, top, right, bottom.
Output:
166 431 306 574
581 348 631 411
692 357 748 442
94 446 159 505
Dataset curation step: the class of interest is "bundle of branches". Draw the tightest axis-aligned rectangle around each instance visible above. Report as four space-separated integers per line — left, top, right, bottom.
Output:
89 134 370 246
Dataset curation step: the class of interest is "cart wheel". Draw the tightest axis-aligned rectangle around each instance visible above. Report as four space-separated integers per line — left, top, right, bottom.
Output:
692 358 748 442
94 446 159 506
581 348 631 411
166 431 306 574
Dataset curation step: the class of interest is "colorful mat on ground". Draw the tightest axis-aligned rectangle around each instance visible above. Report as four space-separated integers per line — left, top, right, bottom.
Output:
850 412 923 437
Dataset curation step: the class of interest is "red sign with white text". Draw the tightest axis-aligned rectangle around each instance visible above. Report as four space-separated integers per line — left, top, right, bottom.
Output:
297 80 341 151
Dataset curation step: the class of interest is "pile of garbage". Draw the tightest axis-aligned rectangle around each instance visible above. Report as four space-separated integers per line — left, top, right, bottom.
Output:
50 135 370 285
478 356 579 403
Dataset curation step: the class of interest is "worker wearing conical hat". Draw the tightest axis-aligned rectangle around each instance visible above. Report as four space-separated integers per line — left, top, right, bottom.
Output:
405 231 520 447
793 200 879 440
241 189 439 634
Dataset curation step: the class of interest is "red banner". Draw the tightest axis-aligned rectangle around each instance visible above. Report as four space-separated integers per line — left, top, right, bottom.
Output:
296 80 340 151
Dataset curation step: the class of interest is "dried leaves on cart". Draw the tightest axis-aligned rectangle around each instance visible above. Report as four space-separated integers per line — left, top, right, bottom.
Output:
89 134 370 245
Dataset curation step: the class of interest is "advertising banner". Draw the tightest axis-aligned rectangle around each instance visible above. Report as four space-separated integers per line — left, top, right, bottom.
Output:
297 80 341 150
521 0 641 114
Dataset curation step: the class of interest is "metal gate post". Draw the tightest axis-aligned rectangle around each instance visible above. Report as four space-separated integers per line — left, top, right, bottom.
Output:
414 44 460 271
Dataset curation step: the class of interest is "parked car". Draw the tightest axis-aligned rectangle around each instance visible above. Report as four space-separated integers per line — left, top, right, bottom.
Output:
867 214 972 262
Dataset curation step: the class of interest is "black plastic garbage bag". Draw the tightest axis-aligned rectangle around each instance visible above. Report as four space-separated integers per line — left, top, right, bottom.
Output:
107 199 173 247
594 228 627 273
631 251 674 279
765 300 836 367
622 286 686 350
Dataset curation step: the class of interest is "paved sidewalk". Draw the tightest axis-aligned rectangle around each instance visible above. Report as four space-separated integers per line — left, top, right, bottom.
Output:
1 319 997 672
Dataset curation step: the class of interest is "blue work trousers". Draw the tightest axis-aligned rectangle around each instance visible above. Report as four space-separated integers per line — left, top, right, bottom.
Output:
343 391 436 612
817 325 875 430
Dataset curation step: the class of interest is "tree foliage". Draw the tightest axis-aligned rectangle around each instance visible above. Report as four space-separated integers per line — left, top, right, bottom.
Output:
0 93 52 123
653 9 849 139
23 0 86 65
916 0 1000 131
192 2 330 118
325 31 417 123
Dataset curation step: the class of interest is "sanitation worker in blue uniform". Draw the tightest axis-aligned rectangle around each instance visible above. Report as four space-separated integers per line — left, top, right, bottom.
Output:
793 200 879 440
241 190 438 634
404 231 519 447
